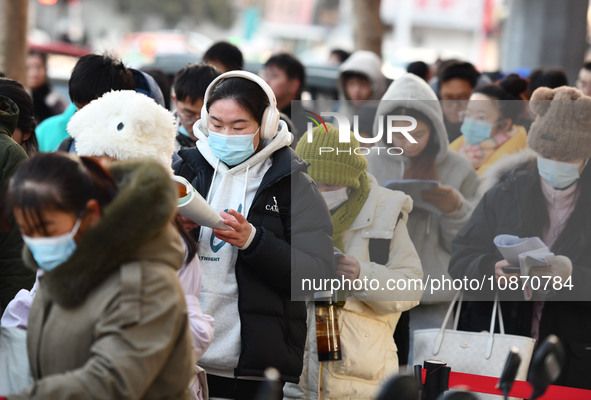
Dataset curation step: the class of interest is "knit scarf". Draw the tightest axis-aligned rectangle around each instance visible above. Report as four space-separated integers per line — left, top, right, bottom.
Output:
458 126 516 169
331 172 371 252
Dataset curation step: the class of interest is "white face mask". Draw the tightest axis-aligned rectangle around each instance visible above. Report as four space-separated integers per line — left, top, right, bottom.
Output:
321 187 349 211
537 156 586 189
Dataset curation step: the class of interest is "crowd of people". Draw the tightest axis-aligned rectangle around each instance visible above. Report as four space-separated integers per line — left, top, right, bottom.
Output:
1 40 591 399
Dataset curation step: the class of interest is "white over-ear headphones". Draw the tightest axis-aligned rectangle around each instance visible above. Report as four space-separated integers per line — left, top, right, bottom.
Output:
199 70 280 140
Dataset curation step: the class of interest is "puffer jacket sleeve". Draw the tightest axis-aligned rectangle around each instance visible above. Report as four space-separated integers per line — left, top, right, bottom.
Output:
240 170 336 296
448 187 500 281
7 265 193 400
349 190 423 314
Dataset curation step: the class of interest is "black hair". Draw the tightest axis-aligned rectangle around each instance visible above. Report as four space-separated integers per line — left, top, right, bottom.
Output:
5 153 118 236
583 62 591 71
528 67 568 95
407 61 431 82
206 77 269 125
264 53 306 89
0 78 37 154
437 61 480 89
203 41 244 71
473 74 528 122
173 63 220 104
69 54 135 107
28 50 48 67
330 49 351 64
140 66 172 110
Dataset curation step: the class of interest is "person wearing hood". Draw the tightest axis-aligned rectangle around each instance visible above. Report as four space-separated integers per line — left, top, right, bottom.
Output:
284 124 423 400
336 50 387 142
173 71 335 399
365 73 480 363
449 85 591 390
2 153 194 399
0 96 35 315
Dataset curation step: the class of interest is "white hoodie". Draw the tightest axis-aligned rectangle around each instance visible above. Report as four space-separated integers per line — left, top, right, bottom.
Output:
194 120 292 377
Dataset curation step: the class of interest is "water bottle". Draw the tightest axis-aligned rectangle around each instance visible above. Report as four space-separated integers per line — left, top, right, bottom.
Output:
314 291 342 362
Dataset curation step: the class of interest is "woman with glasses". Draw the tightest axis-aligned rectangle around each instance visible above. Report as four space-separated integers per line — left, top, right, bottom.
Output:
449 74 529 175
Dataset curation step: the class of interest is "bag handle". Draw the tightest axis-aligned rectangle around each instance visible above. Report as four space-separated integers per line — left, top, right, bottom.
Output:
432 291 503 359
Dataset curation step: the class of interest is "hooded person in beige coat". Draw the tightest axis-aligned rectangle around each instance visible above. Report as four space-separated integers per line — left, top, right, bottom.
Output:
284 125 423 400
365 73 480 363
2 153 194 400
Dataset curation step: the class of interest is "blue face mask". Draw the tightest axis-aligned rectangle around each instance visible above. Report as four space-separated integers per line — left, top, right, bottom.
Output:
178 124 191 138
208 128 259 166
537 156 585 189
460 117 494 145
22 218 81 272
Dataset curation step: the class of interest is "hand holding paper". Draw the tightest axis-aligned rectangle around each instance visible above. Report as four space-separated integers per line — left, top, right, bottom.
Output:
494 234 558 300
213 209 252 248
527 254 572 281
172 175 229 230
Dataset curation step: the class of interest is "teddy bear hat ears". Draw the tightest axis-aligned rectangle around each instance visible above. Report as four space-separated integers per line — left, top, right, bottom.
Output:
527 86 591 160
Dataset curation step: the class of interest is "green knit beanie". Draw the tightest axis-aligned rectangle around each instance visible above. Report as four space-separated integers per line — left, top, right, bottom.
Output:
295 123 368 189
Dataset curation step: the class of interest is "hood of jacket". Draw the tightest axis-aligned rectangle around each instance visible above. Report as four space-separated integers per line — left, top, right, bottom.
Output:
373 73 449 163
338 51 386 102
23 159 183 308
0 95 19 137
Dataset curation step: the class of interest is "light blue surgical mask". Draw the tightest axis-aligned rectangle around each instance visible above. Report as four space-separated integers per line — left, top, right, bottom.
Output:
208 128 259 166
22 219 81 271
537 156 585 189
178 124 191 138
460 117 494 145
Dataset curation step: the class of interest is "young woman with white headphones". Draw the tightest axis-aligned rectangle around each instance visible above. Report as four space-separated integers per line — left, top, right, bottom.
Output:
173 71 335 400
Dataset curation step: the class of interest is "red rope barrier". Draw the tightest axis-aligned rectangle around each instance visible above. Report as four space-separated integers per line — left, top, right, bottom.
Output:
421 369 591 399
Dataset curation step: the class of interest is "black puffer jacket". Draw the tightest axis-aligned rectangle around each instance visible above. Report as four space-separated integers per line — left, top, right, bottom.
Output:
174 145 335 383
449 159 591 389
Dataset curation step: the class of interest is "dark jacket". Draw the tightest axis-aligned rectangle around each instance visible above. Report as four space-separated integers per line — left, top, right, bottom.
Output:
0 96 35 314
449 160 591 389
174 145 335 383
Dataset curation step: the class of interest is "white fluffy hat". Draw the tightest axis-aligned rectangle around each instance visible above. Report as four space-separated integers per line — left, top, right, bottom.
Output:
67 90 176 169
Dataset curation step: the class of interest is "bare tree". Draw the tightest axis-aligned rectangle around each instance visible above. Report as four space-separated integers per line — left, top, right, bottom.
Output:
352 0 383 58
3 0 28 83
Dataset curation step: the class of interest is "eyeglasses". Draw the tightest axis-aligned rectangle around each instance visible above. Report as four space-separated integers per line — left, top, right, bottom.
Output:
458 110 505 125
177 111 199 125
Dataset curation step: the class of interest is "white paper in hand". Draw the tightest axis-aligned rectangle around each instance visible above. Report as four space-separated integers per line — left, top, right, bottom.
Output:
494 234 553 300
493 234 548 265
172 175 228 230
